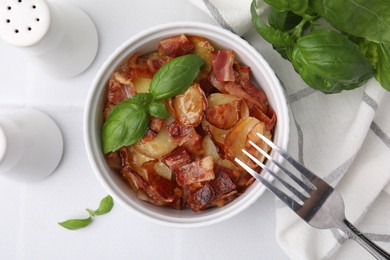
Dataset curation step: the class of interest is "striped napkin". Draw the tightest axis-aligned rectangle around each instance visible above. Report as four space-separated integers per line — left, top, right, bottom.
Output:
187 0 390 259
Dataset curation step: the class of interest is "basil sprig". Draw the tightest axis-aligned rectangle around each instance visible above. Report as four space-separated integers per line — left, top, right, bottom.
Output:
59 195 114 230
102 54 204 154
251 0 390 93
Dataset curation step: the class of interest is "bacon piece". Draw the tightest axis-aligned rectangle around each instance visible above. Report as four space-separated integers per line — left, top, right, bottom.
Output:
224 82 268 113
120 165 148 191
137 52 171 73
243 82 268 112
214 164 241 186
141 129 157 143
126 53 154 79
142 161 176 203
166 121 200 146
209 72 225 93
105 151 122 172
187 183 215 212
211 50 235 82
150 116 164 133
237 172 255 192
159 34 195 57
210 170 236 198
234 64 251 83
250 106 277 131
182 133 204 157
161 147 192 171
166 121 204 156
234 64 269 113
176 156 215 186
118 147 130 166
106 79 135 105
211 190 237 208
197 78 217 96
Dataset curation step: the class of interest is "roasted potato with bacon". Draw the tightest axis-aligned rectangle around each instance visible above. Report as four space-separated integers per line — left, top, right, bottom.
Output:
103 34 276 212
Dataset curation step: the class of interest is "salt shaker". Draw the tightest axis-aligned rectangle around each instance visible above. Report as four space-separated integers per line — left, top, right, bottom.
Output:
0 0 98 78
0 109 63 182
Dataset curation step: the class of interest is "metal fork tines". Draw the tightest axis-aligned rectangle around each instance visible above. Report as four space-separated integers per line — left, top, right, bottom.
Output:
235 133 390 260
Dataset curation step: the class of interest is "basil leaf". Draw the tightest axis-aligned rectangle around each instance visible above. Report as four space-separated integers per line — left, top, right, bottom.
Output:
150 54 204 100
102 100 149 154
268 9 303 32
58 217 93 230
93 195 114 216
291 29 374 93
375 43 390 91
129 93 153 107
312 0 390 44
265 0 308 15
149 100 169 119
348 37 390 92
251 1 294 59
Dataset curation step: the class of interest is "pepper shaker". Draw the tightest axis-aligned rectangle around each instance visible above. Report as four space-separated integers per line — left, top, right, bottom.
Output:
0 0 98 78
0 109 63 182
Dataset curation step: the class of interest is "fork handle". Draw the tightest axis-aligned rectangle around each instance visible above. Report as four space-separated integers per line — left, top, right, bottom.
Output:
341 219 390 260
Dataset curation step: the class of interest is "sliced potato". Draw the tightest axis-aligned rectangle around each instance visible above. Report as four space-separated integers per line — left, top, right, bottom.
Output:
173 83 207 127
244 121 272 167
240 99 250 119
202 135 238 171
201 119 230 148
125 146 154 178
153 161 173 180
188 35 214 79
133 120 177 159
206 100 241 130
207 93 241 107
224 117 265 169
133 77 151 93
113 71 132 86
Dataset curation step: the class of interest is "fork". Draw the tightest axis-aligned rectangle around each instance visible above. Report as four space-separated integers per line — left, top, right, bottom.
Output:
235 133 390 260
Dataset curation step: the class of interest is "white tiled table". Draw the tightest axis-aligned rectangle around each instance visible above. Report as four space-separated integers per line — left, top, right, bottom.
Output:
0 0 288 259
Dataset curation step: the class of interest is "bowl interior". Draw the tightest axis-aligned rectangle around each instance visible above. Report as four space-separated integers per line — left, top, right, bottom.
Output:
84 22 289 227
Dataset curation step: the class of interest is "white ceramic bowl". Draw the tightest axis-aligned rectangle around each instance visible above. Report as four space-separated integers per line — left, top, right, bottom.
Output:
84 22 289 228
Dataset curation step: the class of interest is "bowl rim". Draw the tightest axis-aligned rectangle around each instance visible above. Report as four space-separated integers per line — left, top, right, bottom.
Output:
84 21 290 228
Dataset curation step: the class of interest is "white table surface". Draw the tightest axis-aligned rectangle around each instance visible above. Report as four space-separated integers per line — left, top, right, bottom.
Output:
0 0 290 259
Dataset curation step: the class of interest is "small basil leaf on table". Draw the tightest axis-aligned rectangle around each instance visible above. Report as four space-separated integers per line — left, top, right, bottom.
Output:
93 195 114 216
311 0 390 45
58 217 93 230
150 54 204 100
59 195 114 230
291 29 374 93
149 100 169 119
102 100 149 154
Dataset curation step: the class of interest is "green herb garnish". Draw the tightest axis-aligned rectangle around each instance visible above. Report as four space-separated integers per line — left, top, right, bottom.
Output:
58 195 114 230
251 0 390 93
102 54 204 154
150 54 205 99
